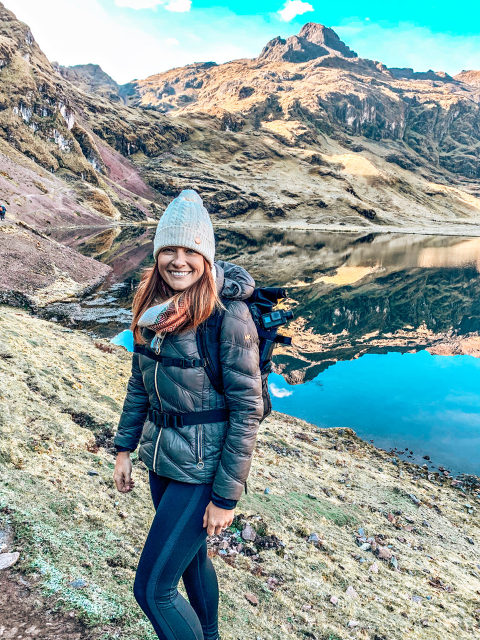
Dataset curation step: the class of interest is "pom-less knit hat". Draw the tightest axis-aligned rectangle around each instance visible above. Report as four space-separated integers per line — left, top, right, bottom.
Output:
153 189 215 268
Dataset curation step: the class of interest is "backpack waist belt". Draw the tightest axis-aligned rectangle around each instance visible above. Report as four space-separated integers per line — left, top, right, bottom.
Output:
148 406 229 428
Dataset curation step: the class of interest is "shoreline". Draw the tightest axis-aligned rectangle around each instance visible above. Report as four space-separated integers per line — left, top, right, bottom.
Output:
36 219 480 238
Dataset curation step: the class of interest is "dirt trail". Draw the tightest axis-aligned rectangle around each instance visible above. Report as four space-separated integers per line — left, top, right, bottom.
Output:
0 570 95 640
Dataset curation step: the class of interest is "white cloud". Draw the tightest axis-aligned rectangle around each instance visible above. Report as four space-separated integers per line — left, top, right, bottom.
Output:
165 37 180 46
165 0 191 11
7 0 191 83
114 0 191 11
269 382 293 398
115 0 162 8
278 0 314 23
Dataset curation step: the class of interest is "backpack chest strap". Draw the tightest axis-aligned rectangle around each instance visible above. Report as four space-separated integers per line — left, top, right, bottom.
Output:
134 344 207 368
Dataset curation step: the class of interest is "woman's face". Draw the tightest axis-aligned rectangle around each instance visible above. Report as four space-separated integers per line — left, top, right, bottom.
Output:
156 246 205 291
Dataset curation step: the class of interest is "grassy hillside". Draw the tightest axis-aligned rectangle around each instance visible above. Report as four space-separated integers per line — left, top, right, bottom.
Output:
0 305 479 639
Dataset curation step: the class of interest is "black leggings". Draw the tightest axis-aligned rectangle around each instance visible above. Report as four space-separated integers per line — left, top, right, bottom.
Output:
133 470 220 640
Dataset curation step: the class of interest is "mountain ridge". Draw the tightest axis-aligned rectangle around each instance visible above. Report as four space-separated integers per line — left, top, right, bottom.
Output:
1 3 480 237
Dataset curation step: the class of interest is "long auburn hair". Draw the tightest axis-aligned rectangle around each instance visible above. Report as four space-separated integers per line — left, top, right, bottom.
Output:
131 255 224 345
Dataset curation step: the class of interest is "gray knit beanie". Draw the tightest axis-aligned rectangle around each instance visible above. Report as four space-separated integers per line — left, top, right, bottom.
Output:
153 189 215 268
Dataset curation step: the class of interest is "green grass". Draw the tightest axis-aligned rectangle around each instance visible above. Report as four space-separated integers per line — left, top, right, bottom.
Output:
244 490 360 528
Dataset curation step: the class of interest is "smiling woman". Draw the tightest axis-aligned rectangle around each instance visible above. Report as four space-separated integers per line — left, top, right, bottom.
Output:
112 189 263 640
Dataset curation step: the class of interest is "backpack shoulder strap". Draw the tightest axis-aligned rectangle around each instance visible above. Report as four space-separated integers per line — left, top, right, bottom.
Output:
196 305 225 394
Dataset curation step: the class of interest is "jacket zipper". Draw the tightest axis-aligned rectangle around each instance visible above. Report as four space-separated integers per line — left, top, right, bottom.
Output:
196 424 204 469
152 361 162 473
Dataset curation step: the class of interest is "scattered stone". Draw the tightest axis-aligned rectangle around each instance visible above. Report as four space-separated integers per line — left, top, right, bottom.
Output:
411 595 423 603
244 592 259 606
306 493 317 500
347 620 359 628
266 576 280 591
369 562 379 573
0 552 20 570
376 546 393 561
69 578 87 588
264 487 270 494
467 537 475 545
241 524 256 542
0 524 15 552
330 595 338 605
408 493 421 506
345 585 358 599
308 532 320 544
87 470 99 476
428 576 453 592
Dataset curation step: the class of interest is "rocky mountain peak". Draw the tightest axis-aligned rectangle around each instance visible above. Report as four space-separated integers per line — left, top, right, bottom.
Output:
54 62 121 101
258 22 357 63
454 70 480 87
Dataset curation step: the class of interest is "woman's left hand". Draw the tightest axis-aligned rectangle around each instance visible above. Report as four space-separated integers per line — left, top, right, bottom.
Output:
203 502 235 536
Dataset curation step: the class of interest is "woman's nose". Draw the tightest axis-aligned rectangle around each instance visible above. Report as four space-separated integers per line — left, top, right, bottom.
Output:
170 248 187 266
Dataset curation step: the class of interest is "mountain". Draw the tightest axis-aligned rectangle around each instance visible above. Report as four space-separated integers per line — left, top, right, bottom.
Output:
2 4 480 236
121 22 480 184
455 69 480 88
54 62 122 103
258 22 358 62
0 1 187 228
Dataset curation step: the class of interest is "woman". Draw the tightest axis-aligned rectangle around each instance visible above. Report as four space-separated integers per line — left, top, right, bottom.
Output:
112 189 263 640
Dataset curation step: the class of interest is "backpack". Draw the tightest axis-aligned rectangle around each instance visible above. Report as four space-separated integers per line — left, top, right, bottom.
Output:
196 287 293 421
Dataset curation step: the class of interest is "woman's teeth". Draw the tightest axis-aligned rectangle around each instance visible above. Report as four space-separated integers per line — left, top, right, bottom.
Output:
169 271 191 277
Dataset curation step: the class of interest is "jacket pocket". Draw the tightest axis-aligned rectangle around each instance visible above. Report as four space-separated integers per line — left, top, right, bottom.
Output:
196 424 205 469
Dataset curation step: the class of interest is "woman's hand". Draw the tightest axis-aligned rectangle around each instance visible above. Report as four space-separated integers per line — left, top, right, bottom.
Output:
203 502 235 536
113 452 135 493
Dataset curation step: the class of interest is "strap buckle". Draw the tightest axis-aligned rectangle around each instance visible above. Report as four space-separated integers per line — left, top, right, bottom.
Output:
153 411 184 428
169 413 184 428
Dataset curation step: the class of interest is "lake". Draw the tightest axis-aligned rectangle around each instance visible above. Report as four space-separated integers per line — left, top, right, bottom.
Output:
45 225 480 477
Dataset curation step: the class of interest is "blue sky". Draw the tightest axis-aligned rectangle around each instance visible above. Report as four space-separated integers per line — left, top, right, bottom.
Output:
6 0 480 84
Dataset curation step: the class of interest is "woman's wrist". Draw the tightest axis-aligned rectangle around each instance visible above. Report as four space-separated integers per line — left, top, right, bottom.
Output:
211 491 238 510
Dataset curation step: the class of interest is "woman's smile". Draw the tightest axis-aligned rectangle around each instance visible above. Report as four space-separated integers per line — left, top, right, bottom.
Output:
157 246 205 290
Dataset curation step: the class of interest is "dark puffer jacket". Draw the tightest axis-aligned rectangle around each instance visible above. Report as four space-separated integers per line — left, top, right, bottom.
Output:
113 260 264 508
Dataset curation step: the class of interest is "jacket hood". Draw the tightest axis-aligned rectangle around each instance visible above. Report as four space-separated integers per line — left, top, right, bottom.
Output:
214 259 255 300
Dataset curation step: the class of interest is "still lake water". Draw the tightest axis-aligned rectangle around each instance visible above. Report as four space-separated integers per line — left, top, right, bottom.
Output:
46 226 480 477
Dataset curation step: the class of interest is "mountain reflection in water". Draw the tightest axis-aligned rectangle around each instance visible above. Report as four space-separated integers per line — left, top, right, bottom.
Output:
45 226 480 476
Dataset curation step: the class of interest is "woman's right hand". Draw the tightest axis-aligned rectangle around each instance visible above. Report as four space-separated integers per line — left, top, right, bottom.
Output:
113 452 135 493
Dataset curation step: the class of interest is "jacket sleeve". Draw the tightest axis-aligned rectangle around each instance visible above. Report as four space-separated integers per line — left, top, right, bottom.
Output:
211 300 264 501
113 352 150 452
